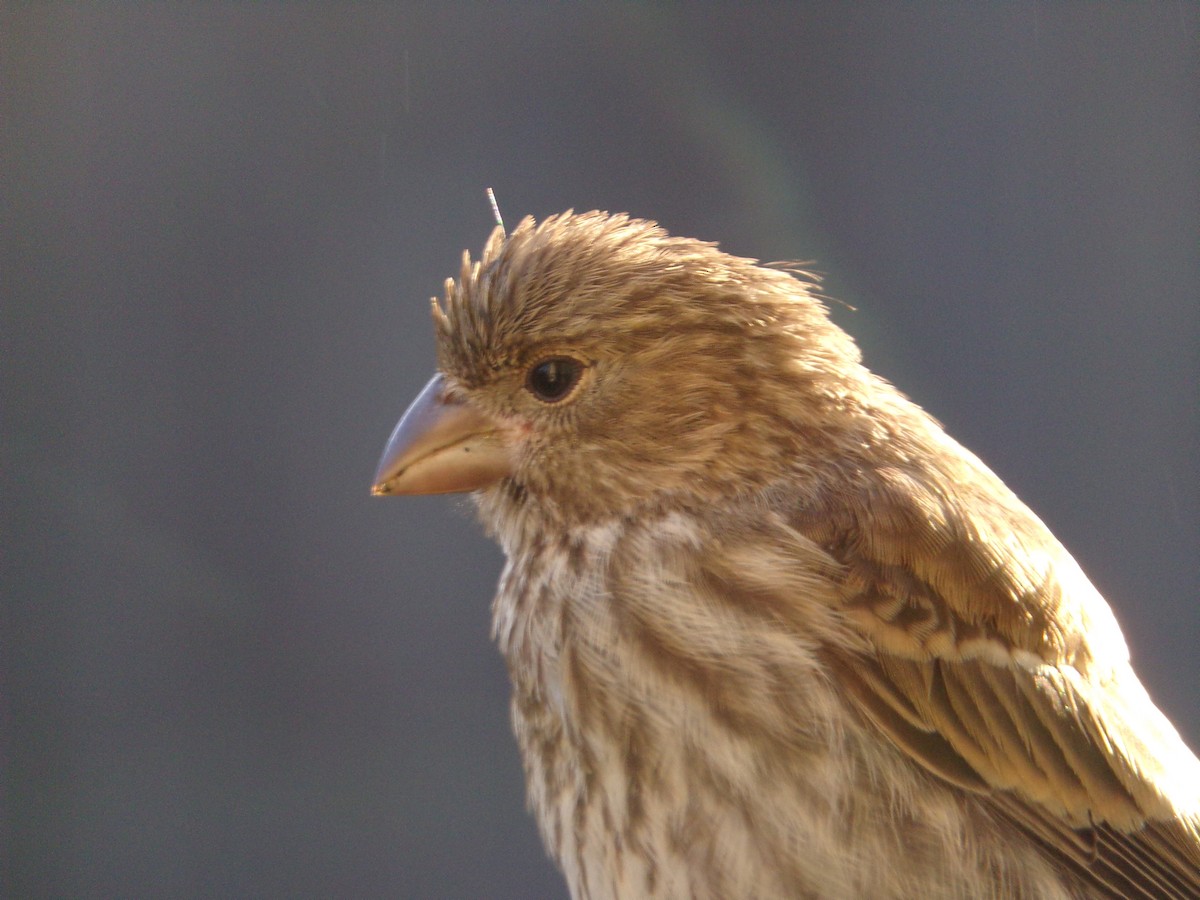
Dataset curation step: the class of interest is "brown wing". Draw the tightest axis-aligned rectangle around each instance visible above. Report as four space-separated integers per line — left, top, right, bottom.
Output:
791 460 1200 899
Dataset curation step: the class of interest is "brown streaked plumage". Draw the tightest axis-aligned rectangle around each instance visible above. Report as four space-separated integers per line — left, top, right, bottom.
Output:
373 211 1200 898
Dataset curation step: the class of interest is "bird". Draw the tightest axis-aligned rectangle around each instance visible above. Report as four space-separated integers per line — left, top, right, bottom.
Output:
372 210 1200 899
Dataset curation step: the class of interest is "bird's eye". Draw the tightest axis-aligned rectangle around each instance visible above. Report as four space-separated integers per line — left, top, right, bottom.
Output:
526 357 583 403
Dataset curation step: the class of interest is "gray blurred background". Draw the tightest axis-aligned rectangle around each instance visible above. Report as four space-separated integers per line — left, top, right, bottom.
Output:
5 4 1197 898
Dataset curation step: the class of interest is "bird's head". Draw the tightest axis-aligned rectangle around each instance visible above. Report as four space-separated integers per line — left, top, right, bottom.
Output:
373 211 867 527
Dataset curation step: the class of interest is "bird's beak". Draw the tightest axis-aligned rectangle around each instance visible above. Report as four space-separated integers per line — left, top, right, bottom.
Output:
371 373 513 496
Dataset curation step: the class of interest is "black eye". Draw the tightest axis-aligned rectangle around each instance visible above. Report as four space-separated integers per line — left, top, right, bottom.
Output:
526 357 583 403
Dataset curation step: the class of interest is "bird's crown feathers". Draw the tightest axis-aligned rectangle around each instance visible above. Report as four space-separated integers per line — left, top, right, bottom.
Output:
430 210 858 390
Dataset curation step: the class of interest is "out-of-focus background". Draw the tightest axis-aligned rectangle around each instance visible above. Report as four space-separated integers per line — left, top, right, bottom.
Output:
5 5 1197 898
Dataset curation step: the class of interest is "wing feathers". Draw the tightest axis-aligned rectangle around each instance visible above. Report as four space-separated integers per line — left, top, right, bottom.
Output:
784 465 1200 896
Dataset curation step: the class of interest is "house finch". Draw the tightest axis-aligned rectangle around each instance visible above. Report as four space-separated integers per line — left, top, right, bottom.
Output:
372 211 1200 899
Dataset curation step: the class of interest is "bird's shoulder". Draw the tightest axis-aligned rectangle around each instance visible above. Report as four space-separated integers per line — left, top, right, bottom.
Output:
705 450 1200 898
